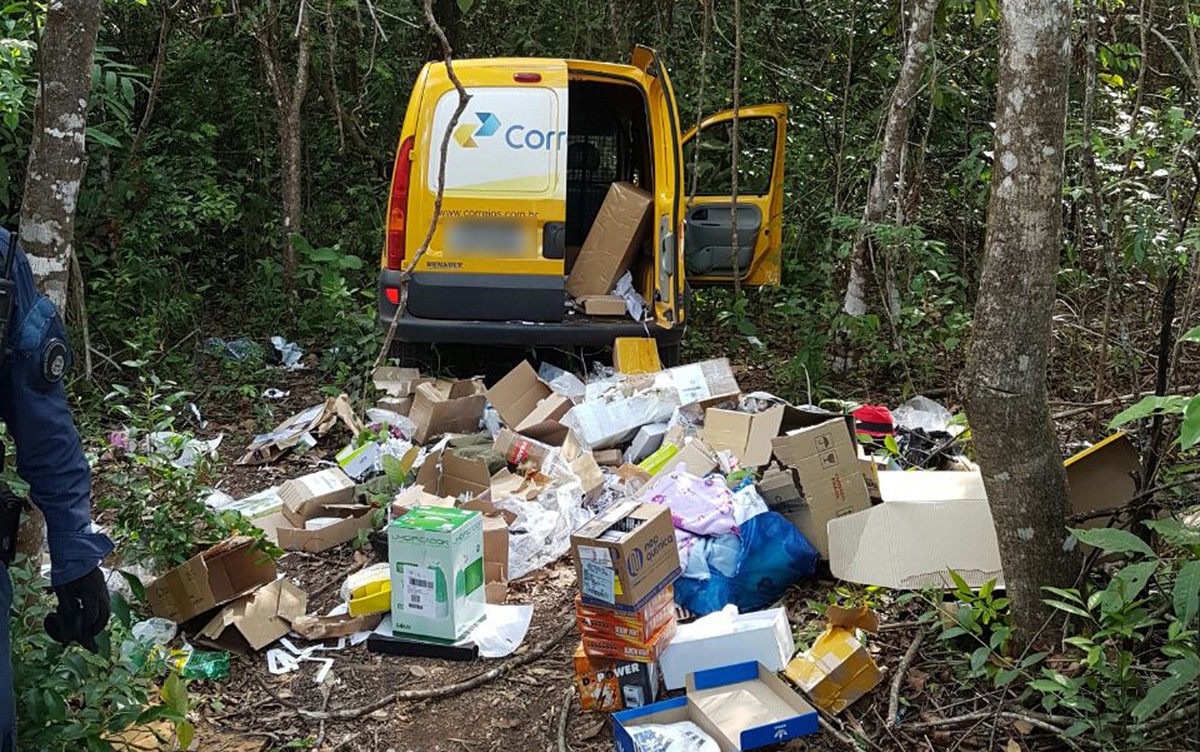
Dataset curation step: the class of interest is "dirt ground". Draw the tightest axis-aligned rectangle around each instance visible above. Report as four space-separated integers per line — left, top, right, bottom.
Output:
130 359 1138 752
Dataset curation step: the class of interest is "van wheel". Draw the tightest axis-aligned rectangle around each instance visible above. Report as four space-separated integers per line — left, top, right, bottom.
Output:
658 342 681 368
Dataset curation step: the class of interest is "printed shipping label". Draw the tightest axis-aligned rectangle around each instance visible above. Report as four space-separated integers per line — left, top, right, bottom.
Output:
403 565 437 615
669 364 710 405
582 560 616 604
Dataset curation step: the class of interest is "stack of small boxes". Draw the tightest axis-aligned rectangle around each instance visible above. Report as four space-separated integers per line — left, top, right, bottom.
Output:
569 501 681 713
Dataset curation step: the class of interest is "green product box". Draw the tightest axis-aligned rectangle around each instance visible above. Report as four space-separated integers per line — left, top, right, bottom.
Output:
388 506 486 642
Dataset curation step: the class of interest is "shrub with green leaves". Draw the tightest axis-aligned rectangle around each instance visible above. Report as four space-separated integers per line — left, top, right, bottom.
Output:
9 557 192 750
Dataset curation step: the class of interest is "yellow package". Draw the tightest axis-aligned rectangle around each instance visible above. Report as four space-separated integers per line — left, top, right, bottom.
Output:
613 337 662 375
785 605 883 714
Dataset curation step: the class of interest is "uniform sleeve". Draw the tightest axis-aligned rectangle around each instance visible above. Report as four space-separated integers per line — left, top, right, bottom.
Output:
0 249 112 587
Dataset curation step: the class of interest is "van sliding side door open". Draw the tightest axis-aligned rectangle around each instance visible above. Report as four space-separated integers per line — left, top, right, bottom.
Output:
406 60 569 322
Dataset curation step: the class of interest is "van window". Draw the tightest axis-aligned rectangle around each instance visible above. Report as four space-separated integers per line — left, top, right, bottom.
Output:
685 117 776 196
427 87 567 197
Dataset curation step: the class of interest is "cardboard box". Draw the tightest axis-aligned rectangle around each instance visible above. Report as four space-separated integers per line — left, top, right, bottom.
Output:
279 468 356 527
373 366 427 396
571 501 680 612
415 447 492 499
704 406 785 468
390 484 456 518
658 607 794 691
275 504 375 553
239 395 363 465
410 379 487 444
198 579 307 652
576 586 675 644
571 452 605 503
613 336 662 374
827 470 1002 589
784 605 883 714
582 618 676 663
147 537 278 623
594 448 624 466
579 295 629 317
575 641 661 712
481 514 509 604
377 395 414 416
770 419 871 558
388 507 486 642
565 182 653 299
1064 431 1143 528
486 361 571 444
613 662 819 752
629 358 740 407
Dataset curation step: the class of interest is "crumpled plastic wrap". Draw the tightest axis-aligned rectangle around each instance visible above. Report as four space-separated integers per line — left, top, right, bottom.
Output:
893 395 955 435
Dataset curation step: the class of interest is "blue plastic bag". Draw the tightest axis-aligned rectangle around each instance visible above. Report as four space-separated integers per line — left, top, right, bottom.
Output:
674 512 819 615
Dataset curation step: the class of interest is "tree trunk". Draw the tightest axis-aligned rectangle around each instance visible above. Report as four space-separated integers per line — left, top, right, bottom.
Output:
842 0 939 318
256 0 311 289
964 0 1081 646
19 0 103 316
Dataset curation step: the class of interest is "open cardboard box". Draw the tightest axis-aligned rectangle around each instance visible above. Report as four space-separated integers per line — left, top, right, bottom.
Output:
373 366 433 415
273 504 375 553
415 446 492 499
198 578 307 652
487 361 571 445
613 662 819 752
279 468 357 527
704 406 785 468
409 379 487 444
147 536 278 623
769 419 871 557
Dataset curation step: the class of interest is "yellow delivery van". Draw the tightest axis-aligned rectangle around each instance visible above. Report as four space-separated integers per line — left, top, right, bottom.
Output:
378 46 786 364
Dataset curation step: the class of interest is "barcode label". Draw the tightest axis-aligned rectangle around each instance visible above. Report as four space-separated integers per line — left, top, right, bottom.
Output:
403 565 436 615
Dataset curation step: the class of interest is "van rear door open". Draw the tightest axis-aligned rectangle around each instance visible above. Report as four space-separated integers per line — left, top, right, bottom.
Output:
682 104 788 287
406 60 569 322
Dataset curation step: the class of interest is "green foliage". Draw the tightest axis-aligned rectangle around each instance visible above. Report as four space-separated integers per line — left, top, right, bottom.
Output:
9 557 191 751
936 574 1014 679
96 372 279 572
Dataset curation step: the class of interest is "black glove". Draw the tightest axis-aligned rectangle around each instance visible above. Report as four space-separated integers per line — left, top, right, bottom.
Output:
45 567 110 653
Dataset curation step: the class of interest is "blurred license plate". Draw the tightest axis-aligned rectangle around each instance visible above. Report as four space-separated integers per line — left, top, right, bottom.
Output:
445 219 526 257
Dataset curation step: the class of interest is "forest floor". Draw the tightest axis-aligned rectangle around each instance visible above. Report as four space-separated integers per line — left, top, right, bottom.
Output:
149 356 1105 752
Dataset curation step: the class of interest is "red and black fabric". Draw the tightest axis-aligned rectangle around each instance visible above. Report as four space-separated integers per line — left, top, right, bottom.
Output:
853 404 894 438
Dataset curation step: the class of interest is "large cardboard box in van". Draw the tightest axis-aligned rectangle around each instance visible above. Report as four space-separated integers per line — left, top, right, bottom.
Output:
566 182 653 298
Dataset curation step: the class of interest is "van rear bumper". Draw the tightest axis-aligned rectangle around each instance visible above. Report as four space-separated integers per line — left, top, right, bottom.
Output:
378 275 682 348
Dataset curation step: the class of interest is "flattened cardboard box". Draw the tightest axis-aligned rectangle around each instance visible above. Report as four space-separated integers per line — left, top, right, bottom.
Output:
199 578 307 652
565 182 653 299
770 418 871 558
279 467 357 526
570 501 680 612
147 536 278 623
410 379 487 444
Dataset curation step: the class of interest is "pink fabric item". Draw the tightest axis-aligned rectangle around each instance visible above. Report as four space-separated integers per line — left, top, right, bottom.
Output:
644 468 740 566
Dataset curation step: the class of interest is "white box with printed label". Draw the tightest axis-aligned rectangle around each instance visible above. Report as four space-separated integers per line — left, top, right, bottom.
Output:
388 506 486 643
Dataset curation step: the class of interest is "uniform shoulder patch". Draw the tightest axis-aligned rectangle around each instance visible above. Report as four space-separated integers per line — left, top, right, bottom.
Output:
41 337 68 383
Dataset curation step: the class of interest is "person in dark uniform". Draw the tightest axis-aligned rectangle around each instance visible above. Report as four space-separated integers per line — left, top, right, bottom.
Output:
0 227 113 751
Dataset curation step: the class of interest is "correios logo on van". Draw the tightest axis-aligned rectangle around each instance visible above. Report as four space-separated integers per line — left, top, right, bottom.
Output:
454 111 566 151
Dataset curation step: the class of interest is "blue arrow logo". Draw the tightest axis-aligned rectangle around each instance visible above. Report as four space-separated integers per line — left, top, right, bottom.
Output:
475 112 500 137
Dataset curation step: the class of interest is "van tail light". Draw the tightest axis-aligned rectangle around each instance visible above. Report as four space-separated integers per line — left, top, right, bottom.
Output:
386 136 415 270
